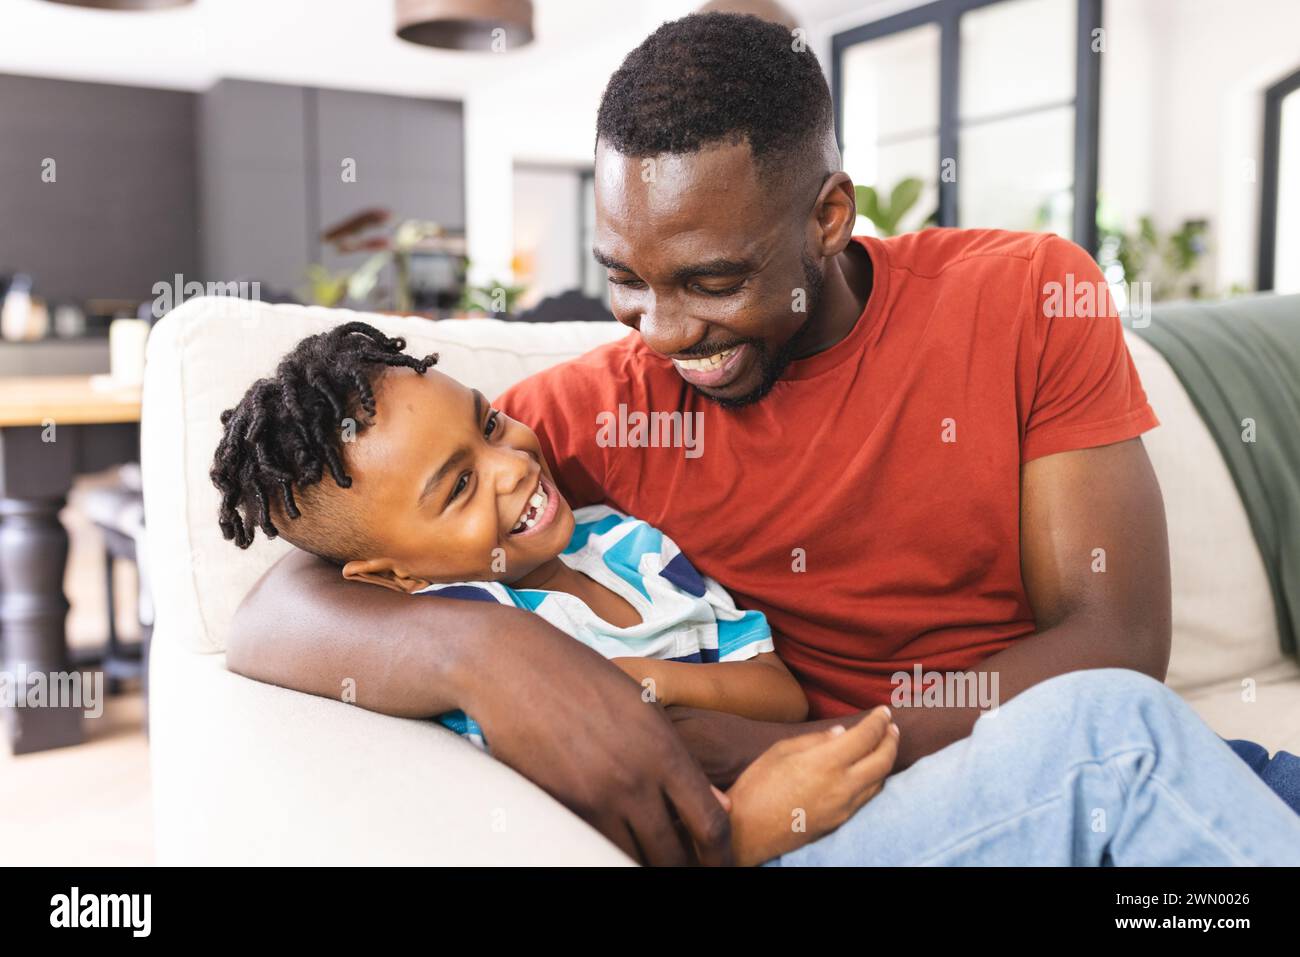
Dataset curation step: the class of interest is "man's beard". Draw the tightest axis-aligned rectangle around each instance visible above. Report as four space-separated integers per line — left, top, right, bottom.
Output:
698 251 824 409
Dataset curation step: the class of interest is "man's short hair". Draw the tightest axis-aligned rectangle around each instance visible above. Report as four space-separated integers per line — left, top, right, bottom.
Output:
595 12 833 182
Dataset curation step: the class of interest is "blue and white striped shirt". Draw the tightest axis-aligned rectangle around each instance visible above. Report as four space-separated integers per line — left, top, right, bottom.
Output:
419 505 773 748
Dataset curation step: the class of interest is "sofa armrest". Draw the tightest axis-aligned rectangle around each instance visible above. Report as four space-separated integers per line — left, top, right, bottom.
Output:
148 632 632 865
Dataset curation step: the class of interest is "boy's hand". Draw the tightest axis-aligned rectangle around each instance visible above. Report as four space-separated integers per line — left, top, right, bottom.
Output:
725 705 898 866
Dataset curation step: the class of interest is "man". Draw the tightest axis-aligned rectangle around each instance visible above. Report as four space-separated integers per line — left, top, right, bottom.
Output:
228 13 1171 865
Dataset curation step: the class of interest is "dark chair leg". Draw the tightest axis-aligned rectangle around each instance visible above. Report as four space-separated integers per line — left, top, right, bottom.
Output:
104 547 122 695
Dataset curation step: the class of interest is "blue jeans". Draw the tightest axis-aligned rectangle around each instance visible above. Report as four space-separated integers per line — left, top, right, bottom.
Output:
1225 738 1300 814
771 669 1300 866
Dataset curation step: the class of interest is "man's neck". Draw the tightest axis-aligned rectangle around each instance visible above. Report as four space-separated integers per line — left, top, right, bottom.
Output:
795 238 874 359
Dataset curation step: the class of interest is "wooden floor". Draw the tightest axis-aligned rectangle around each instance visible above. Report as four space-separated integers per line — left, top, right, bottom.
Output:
0 474 153 866
0 690 153 865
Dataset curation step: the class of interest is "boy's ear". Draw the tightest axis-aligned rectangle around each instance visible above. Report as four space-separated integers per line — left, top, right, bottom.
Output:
341 558 430 594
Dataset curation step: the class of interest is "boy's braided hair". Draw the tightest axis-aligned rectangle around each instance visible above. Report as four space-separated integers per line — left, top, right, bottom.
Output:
210 321 437 558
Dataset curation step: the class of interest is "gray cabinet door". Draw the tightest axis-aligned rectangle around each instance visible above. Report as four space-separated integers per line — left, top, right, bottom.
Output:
0 72 198 305
312 89 464 274
198 79 312 298
197 80 464 301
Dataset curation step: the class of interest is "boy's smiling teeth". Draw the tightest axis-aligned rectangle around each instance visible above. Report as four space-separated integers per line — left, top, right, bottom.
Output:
673 347 737 371
510 481 548 534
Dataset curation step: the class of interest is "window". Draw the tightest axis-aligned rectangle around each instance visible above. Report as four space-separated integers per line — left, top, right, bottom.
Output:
511 163 605 309
1259 66 1300 293
832 0 1101 250
839 23 942 236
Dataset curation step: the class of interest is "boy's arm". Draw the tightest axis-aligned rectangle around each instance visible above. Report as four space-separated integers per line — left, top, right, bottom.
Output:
610 652 808 723
228 547 734 866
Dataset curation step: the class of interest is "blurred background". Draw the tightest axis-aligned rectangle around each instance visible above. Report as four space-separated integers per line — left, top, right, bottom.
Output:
0 0 1297 864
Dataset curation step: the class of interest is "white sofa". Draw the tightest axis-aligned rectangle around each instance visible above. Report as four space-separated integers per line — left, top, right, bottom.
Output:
143 296 1300 865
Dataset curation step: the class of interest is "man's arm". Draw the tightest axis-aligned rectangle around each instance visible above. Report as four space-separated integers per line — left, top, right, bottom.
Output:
228 548 733 865
889 436 1171 764
667 437 1172 784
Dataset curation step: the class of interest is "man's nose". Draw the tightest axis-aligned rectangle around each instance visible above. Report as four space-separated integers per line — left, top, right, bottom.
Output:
620 294 706 357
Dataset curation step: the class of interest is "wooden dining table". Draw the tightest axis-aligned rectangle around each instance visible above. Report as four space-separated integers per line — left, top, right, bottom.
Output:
0 375 141 754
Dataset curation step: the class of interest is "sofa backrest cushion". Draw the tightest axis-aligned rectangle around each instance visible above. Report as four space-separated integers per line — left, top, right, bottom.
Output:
142 297 1282 692
1125 333 1281 689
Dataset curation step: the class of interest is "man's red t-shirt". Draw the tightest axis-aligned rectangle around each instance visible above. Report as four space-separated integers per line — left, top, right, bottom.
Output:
496 229 1160 718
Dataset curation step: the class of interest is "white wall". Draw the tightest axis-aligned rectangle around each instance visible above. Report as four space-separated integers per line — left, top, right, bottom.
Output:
0 0 497 95
459 1 700 284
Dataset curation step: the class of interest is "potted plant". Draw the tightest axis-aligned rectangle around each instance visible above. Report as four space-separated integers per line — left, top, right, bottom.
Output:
305 209 466 313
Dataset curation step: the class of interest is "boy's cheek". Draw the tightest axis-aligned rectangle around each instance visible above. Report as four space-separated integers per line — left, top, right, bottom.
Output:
546 508 577 556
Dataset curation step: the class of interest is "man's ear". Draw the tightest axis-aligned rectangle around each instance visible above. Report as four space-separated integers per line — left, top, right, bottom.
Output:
341 558 430 594
812 170 857 258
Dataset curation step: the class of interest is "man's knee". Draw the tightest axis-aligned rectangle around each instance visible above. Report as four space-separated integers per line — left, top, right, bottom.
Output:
1050 667 1168 698
990 667 1174 728
971 668 1181 766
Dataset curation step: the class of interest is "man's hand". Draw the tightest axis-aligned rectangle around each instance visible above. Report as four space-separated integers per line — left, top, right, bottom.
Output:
228 548 731 866
664 705 809 787
726 706 898 866
469 645 734 866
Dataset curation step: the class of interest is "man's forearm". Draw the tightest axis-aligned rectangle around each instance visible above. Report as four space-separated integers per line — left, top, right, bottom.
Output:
889 613 1169 767
229 549 737 866
668 612 1170 784
227 547 586 718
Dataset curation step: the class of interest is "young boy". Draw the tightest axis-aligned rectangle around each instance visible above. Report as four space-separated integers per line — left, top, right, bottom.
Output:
210 321 809 748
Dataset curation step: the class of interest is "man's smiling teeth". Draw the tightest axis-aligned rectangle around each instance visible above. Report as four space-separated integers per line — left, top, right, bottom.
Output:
673 347 738 371
510 482 548 533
